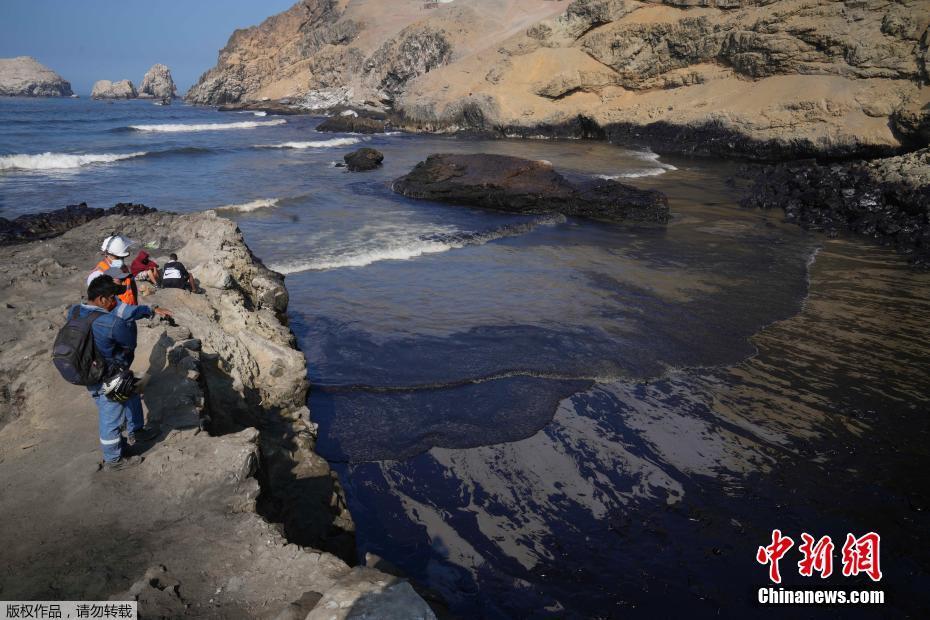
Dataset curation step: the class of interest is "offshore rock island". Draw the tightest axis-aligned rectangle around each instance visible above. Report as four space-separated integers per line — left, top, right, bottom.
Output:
0 56 73 97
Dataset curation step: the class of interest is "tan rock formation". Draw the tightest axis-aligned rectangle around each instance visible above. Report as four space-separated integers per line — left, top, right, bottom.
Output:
189 0 930 158
0 56 72 97
91 78 137 99
139 63 177 99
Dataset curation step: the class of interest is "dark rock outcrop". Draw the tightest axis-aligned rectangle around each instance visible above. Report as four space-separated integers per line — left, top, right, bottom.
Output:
0 57 72 97
316 114 386 134
0 202 157 246
217 102 306 115
343 147 384 171
393 153 669 224
742 148 930 264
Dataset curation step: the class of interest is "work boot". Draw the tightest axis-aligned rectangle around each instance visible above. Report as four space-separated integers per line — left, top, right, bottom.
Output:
127 426 160 446
100 455 143 472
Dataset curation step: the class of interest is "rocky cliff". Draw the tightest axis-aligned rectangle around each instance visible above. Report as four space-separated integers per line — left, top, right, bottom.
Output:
0 56 72 97
185 0 567 107
188 0 930 159
0 210 436 618
91 78 138 99
139 63 178 99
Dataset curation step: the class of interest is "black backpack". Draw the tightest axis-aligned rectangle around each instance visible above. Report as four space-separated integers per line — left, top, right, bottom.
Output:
52 307 107 385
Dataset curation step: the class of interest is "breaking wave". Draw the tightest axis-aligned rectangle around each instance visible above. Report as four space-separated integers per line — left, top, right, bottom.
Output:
0 151 147 171
597 149 678 179
258 138 361 149
214 198 280 213
269 214 566 274
128 119 287 132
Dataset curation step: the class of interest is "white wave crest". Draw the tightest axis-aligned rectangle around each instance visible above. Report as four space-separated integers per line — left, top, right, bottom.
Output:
215 198 279 213
269 214 566 275
130 119 286 132
259 138 361 149
0 151 147 171
596 149 677 179
253 111 267 116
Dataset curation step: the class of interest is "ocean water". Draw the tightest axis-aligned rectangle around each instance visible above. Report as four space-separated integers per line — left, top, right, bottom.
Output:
3 98 928 617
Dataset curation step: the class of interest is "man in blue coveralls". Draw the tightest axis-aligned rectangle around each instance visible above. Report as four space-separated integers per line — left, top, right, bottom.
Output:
72 275 173 471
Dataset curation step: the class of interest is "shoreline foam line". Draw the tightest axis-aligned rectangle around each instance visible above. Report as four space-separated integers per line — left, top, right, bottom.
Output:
0 151 148 171
129 119 287 132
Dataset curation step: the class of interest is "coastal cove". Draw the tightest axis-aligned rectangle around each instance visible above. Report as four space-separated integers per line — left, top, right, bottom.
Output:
1 97 929 618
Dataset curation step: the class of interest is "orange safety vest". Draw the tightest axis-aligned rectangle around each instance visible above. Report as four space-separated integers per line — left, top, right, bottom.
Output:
94 259 138 305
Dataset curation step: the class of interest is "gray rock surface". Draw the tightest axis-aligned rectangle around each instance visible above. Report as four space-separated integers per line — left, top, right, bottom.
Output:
0 210 434 618
139 63 177 99
0 56 72 97
91 78 137 99
305 568 437 620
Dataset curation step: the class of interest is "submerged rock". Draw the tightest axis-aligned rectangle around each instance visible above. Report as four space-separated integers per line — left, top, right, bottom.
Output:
0 202 157 245
139 63 177 99
393 153 669 224
317 115 386 134
0 56 72 97
91 79 137 99
343 147 384 172
742 148 930 264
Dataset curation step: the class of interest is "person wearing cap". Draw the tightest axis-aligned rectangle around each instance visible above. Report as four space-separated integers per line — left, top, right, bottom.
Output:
87 234 138 306
70 275 173 471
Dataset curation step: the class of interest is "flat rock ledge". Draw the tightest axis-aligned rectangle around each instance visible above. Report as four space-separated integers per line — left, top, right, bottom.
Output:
0 210 436 618
393 153 669 224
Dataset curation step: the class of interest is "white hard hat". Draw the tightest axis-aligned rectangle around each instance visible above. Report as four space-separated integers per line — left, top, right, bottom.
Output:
100 235 133 258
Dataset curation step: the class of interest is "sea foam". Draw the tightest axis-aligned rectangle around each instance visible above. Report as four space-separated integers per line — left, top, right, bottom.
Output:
129 119 286 132
269 214 566 274
0 151 147 171
258 138 361 149
215 198 280 213
596 149 678 179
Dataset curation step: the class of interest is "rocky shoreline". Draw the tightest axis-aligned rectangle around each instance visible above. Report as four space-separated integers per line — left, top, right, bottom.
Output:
0 210 436 618
742 147 930 265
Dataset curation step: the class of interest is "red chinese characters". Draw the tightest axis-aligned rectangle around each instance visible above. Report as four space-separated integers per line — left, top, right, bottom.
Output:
757 530 882 583
798 533 834 578
756 529 795 584
841 532 882 582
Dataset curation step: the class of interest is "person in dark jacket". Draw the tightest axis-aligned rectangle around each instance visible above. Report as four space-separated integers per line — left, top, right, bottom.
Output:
160 253 196 292
70 276 172 471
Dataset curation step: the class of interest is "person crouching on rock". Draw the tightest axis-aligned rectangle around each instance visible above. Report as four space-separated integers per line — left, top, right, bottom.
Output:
130 249 160 295
88 234 139 305
160 253 196 292
72 275 173 471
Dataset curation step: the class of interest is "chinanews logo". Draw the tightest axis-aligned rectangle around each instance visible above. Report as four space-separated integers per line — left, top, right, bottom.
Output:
754 530 885 606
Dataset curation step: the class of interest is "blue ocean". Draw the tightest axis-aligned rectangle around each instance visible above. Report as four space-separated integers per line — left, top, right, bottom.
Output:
4 97 926 618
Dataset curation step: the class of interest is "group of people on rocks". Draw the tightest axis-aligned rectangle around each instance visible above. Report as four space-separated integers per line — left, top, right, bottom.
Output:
66 234 196 471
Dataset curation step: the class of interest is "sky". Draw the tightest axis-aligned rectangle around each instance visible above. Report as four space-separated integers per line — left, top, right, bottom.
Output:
0 0 297 95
